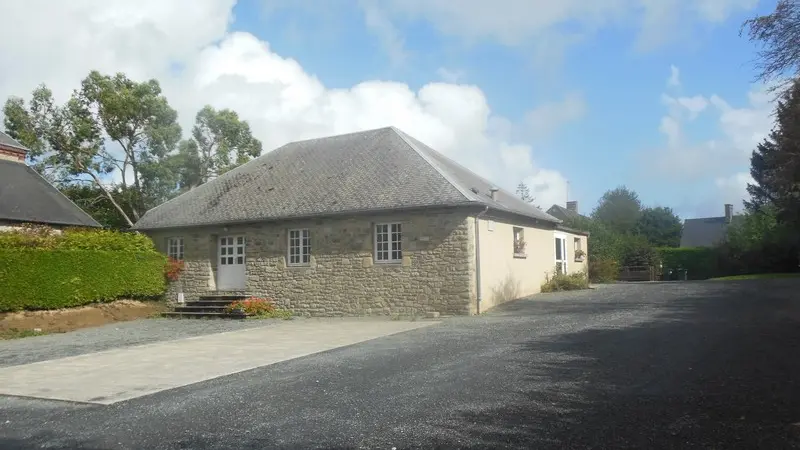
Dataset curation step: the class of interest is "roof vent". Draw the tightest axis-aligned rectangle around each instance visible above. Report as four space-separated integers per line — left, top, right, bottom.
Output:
470 187 479 194
489 187 499 201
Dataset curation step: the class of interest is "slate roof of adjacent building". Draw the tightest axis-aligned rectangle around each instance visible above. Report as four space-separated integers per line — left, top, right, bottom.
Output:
133 126 561 230
0 130 28 152
680 215 743 247
0 159 101 227
546 204 583 222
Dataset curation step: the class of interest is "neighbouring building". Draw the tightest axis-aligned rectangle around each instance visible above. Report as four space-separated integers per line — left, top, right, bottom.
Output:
0 131 101 229
680 204 741 248
133 127 588 316
546 201 588 223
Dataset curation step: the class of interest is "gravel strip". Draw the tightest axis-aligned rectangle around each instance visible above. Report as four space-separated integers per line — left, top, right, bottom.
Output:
0 318 278 367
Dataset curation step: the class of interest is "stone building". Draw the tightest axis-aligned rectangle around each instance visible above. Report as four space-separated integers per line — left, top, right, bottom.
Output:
133 127 588 316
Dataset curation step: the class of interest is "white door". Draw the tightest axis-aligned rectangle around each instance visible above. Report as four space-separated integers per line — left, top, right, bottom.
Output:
218 235 246 290
555 235 567 274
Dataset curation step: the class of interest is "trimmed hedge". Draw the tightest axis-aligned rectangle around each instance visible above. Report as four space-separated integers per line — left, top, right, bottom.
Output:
0 226 156 251
657 247 719 280
0 249 166 312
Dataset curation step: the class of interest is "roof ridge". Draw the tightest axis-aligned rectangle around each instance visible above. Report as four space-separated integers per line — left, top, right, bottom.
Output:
389 127 478 202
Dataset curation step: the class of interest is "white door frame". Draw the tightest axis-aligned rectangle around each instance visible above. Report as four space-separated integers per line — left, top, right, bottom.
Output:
555 233 567 274
217 235 246 290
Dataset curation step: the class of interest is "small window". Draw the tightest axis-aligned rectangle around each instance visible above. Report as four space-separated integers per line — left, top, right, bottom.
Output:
513 227 525 255
167 237 184 260
288 229 311 266
555 236 567 274
574 237 582 253
375 223 402 263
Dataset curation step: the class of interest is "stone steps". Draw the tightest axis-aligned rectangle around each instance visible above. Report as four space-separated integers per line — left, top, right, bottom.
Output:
163 292 250 319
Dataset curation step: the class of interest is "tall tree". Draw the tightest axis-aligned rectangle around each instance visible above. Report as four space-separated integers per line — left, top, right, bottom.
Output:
79 71 182 218
515 181 535 204
591 186 642 235
171 105 262 190
3 86 136 226
635 206 683 247
60 184 134 229
741 0 800 97
746 78 800 227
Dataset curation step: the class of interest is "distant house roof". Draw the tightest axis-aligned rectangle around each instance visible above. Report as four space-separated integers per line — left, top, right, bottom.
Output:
0 159 101 227
546 204 585 222
680 216 742 247
133 126 562 230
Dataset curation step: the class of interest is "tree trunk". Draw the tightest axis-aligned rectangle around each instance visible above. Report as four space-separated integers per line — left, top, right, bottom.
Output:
87 172 135 227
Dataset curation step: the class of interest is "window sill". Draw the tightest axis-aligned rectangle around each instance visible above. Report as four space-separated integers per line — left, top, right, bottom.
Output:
513 253 527 259
374 260 403 265
574 257 585 263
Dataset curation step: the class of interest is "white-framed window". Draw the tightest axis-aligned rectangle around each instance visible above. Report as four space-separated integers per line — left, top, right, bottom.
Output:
574 237 582 253
513 227 526 256
555 234 567 274
167 237 184 260
288 229 311 266
375 223 402 263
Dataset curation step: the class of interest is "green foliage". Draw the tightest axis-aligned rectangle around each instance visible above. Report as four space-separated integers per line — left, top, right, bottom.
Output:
169 105 263 191
0 249 166 312
588 258 619 283
716 207 799 275
592 186 642 235
657 247 719 280
541 270 590 293
59 184 135 229
0 226 156 252
620 235 661 268
635 206 682 247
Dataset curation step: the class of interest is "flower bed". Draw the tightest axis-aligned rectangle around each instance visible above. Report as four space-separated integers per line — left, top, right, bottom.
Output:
224 297 292 319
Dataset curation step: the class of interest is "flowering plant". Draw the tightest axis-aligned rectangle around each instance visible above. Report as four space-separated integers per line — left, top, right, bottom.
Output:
513 238 527 255
225 297 277 316
164 257 185 281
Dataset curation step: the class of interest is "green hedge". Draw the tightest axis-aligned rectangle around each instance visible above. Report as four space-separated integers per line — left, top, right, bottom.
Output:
0 249 167 312
0 226 155 251
657 247 719 280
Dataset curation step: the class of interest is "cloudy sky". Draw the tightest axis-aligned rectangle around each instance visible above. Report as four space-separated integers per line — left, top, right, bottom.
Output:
0 0 777 220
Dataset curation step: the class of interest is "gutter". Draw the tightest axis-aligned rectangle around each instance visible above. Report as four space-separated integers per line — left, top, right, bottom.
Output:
474 206 489 314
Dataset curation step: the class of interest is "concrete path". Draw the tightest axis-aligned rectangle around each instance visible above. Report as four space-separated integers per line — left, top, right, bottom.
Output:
0 318 436 405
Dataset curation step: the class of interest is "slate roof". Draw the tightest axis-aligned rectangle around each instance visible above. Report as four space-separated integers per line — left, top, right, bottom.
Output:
0 159 101 227
133 126 561 230
0 130 27 151
680 216 743 247
546 204 584 222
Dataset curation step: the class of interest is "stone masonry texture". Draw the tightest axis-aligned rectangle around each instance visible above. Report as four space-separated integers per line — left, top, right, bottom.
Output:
147 208 474 316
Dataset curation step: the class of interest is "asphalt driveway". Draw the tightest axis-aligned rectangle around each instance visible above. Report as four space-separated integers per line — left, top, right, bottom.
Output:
1 280 799 449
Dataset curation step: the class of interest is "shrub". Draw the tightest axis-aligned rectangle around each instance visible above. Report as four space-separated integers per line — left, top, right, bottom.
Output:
589 257 619 283
0 249 166 312
164 257 185 282
225 297 292 319
541 269 590 293
657 247 719 280
0 225 156 252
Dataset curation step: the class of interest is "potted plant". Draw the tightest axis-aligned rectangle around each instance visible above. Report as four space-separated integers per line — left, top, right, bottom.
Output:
574 249 586 262
514 238 527 257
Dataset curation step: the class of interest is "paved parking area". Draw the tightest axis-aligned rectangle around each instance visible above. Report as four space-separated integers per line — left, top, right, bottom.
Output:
0 318 435 404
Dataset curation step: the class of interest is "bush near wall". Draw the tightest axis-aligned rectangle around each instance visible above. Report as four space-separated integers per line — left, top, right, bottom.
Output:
657 247 719 280
0 249 166 312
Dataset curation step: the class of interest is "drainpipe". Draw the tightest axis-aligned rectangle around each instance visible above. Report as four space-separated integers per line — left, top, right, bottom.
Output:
474 206 489 314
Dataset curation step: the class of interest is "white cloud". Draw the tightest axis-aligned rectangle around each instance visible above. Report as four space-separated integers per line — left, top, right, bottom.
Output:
436 68 466 83
0 0 577 211
645 66 773 216
359 0 408 67
667 64 681 88
370 0 758 50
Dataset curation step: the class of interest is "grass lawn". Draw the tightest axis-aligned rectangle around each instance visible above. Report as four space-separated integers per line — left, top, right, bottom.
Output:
711 273 800 281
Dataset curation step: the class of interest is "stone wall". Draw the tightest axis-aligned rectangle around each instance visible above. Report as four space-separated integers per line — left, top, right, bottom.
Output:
147 208 475 316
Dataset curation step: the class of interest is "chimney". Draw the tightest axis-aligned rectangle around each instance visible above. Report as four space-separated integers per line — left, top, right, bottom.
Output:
724 204 733 223
566 201 578 213
489 187 499 201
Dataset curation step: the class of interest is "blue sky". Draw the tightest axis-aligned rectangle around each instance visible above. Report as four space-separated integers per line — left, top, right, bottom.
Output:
230 0 777 219
0 0 779 220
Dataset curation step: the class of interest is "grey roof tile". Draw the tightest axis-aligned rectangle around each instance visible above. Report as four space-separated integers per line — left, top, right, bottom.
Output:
0 159 101 227
0 130 28 151
680 215 743 247
133 127 561 230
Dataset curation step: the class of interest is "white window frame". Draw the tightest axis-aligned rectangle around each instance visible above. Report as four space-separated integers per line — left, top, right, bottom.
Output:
167 237 184 261
287 228 311 266
555 233 567 273
374 222 402 263
513 226 525 256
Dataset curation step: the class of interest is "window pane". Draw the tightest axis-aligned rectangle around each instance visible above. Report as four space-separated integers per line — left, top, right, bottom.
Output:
220 258 226 265
555 238 563 260
237 256 243 264
237 247 243 254
228 256 234 264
